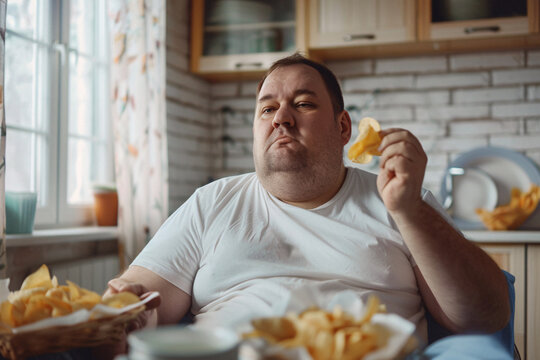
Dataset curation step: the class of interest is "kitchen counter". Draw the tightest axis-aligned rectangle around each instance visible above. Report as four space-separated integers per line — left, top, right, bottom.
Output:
464 230 540 243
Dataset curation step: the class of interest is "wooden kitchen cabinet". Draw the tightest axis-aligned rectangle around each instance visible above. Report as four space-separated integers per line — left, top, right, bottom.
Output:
308 0 416 48
479 244 526 358
418 0 539 41
527 245 540 360
190 0 306 81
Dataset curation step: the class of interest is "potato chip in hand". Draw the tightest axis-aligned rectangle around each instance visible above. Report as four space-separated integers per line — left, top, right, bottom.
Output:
348 117 382 164
101 292 140 309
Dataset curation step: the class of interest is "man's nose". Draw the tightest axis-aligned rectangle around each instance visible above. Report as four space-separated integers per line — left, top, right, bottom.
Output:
272 106 295 129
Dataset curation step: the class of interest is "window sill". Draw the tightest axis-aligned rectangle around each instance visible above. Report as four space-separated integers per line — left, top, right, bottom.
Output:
6 227 118 247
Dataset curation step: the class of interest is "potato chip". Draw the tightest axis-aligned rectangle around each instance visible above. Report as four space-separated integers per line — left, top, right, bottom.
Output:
347 117 382 164
251 316 296 341
20 264 53 290
101 291 140 309
0 301 16 328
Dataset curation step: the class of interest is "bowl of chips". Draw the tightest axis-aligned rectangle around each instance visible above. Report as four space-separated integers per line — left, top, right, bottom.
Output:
241 295 417 360
0 264 149 360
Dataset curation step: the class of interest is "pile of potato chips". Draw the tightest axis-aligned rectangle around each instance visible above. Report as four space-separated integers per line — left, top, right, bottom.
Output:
243 296 393 360
0 264 140 329
476 184 540 230
348 117 382 164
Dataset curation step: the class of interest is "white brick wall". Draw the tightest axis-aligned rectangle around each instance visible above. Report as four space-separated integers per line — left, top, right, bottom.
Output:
327 59 373 77
344 75 415 91
450 52 524 70
416 72 489 89
166 0 213 214
375 90 449 106
375 56 447 74
528 51 540 66
449 120 521 136
493 69 540 85
493 103 540 118
453 87 523 104
527 85 540 100
526 119 540 133
490 134 540 150
416 104 489 121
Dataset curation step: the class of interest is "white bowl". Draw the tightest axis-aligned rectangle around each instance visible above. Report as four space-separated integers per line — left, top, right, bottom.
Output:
127 325 239 360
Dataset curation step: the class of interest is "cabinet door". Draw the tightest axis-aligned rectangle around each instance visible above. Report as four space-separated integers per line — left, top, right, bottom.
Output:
479 244 526 358
309 0 415 48
418 0 533 41
527 245 540 360
191 0 306 77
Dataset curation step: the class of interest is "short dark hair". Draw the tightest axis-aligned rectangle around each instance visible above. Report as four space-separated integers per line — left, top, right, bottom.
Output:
256 53 344 115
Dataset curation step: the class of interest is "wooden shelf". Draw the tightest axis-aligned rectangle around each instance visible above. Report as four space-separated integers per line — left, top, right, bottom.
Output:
205 21 295 32
308 33 540 62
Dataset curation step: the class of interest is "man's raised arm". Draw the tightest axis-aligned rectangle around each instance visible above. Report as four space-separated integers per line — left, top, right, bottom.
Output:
376 128 510 333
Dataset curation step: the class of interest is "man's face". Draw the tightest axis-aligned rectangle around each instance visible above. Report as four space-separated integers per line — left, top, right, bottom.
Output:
253 64 350 177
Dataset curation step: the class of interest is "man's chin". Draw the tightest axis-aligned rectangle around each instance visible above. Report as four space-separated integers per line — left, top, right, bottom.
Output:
263 153 308 173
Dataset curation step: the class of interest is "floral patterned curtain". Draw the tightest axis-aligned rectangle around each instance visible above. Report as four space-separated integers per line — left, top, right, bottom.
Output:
0 0 7 277
109 0 168 269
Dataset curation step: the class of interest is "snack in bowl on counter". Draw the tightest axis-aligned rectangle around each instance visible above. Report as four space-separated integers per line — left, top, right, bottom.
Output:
347 117 382 164
476 184 540 230
242 296 416 360
0 264 140 329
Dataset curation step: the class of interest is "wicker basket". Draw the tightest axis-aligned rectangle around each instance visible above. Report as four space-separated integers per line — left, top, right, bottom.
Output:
0 306 144 360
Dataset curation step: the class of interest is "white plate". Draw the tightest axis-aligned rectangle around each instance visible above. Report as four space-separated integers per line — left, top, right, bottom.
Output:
440 146 540 230
453 168 498 223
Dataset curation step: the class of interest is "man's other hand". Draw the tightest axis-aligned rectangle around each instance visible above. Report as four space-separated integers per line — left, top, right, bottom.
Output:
376 128 427 214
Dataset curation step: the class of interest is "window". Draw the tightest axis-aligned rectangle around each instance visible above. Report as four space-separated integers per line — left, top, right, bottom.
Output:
5 0 113 228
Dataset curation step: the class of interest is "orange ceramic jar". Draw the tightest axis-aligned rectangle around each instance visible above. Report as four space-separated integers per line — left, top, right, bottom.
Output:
94 191 118 226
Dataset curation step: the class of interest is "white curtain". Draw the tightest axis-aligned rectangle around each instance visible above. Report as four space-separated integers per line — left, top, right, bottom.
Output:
108 0 168 269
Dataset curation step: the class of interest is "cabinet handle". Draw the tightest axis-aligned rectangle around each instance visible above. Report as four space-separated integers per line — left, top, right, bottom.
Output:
343 33 376 41
235 62 263 69
464 26 501 34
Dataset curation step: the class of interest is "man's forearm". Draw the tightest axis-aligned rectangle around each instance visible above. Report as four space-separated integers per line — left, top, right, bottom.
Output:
390 200 510 333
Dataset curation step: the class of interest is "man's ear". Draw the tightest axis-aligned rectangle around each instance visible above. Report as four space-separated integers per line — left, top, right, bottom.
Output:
337 110 352 145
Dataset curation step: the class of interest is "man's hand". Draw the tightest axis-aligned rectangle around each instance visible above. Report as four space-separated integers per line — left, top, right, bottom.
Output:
91 278 162 360
106 278 162 332
376 128 427 214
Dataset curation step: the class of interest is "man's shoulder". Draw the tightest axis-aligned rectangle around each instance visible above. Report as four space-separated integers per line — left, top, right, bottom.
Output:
346 166 378 183
196 172 259 196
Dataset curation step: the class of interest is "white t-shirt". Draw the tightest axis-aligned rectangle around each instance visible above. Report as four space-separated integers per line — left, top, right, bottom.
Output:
132 167 446 340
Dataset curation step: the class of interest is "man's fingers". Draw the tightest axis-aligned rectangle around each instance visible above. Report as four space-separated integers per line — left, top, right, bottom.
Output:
378 128 424 156
107 278 147 296
381 154 414 176
379 142 417 169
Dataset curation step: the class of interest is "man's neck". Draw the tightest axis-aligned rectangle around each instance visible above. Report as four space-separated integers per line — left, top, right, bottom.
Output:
261 166 348 209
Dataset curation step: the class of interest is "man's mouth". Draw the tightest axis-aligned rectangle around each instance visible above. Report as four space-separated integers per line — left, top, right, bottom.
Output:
274 136 294 145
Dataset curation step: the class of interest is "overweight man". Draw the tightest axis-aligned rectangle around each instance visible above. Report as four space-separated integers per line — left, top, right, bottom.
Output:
104 54 511 358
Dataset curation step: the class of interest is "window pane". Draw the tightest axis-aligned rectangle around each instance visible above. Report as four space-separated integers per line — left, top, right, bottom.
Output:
6 0 37 38
93 143 112 185
69 53 94 137
5 35 37 129
6 130 48 206
67 138 92 204
69 0 94 54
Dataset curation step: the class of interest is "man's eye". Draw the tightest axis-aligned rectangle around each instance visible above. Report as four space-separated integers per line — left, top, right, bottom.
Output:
297 102 314 108
262 107 274 114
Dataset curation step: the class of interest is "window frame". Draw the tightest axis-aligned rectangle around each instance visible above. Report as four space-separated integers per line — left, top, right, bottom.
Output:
5 0 112 229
